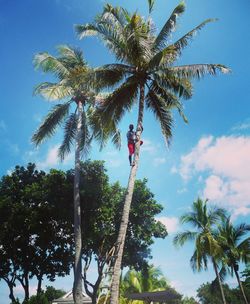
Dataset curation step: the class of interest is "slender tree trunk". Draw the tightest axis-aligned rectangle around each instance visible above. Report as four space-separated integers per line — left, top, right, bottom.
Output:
37 275 43 295
73 101 84 304
234 265 249 304
110 84 145 304
212 258 227 304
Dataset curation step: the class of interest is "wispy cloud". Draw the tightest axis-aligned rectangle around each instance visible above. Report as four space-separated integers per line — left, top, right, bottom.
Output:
38 145 74 170
153 157 166 167
177 135 250 218
232 118 250 131
156 216 179 234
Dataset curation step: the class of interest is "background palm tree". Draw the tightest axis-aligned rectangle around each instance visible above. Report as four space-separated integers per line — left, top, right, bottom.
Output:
76 3 230 303
173 198 227 304
32 45 119 304
216 216 250 304
119 264 170 304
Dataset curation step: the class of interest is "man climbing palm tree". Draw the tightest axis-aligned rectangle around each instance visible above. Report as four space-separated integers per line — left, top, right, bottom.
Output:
127 124 143 166
76 3 230 303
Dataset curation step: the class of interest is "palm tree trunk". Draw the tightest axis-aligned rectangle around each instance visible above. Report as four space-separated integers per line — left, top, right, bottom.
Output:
110 84 145 304
234 265 249 304
212 258 227 304
73 101 84 304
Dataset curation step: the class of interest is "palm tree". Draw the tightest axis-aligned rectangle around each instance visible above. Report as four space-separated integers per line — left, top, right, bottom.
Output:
216 216 250 304
76 4 230 303
32 45 119 304
120 265 169 303
173 198 227 304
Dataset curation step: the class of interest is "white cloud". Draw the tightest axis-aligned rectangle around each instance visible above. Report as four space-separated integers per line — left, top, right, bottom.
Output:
178 135 250 218
153 157 166 167
14 284 37 296
37 145 73 170
156 216 179 234
141 139 157 154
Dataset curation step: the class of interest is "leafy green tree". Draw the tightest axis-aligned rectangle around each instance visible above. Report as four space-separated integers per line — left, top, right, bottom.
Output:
44 286 66 303
216 217 250 304
76 4 230 303
32 45 119 304
0 164 72 302
174 198 227 304
181 296 198 304
197 282 250 304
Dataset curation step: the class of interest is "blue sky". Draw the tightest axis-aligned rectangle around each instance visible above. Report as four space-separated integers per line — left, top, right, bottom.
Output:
1 0 250 302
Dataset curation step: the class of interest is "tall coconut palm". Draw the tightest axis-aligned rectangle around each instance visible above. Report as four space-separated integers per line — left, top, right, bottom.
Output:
173 198 227 304
216 216 250 304
32 45 119 304
76 4 230 303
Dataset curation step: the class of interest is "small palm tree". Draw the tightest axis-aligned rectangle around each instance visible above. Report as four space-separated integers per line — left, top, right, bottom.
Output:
216 216 250 304
32 45 119 304
120 265 169 303
76 4 230 303
173 198 227 304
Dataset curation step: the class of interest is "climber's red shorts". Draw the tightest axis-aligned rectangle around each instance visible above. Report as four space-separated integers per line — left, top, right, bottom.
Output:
128 141 143 155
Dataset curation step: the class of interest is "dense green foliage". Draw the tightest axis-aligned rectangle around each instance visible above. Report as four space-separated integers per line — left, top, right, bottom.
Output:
0 162 167 303
197 282 250 304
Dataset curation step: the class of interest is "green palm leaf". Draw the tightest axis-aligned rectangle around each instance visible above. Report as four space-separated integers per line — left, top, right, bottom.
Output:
87 64 132 91
145 89 173 144
32 102 71 146
169 19 217 56
58 112 77 160
33 52 69 79
173 231 197 247
148 0 155 13
99 76 139 125
154 2 185 50
79 109 92 157
168 64 230 79
33 82 72 101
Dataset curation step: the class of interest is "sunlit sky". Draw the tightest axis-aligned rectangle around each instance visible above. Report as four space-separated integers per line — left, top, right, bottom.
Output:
1 0 250 302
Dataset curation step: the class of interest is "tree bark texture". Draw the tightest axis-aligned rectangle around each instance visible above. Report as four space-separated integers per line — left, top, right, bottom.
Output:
73 101 84 304
212 258 227 304
234 265 249 304
110 84 145 304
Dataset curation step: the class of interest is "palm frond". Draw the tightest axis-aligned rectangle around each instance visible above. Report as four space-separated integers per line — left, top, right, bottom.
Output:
32 102 71 146
154 2 185 50
145 89 174 144
75 23 99 39
148 45 178 69
33 52 69 79
173 231 197 247
148 0 155 13
153 72 193 100
33 82 72 101
57 45 88 73
76 22 127 63
79 109 92 158
170 19 217 56
190 248 208 272
58 112 77 161
167 64 230 79
98 75 139 126
87 64 133 91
